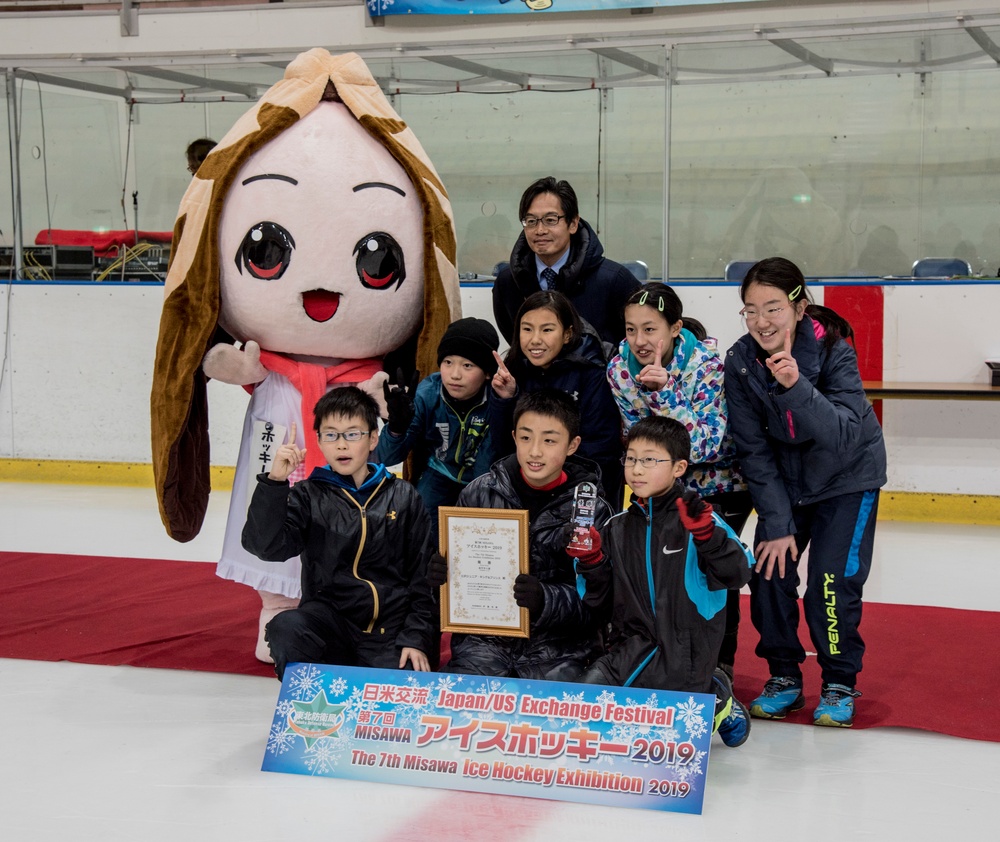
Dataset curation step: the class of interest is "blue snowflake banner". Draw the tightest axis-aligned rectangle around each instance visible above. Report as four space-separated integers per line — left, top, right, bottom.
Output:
367 0 768 17
263 663 715 813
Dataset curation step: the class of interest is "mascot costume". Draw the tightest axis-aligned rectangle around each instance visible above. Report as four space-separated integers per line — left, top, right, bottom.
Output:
151 49 460 661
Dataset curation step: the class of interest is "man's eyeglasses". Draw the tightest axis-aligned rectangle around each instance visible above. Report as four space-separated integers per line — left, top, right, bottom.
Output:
620 456 673 468
318 430 371 443
521 214 566 230
740 305 788 324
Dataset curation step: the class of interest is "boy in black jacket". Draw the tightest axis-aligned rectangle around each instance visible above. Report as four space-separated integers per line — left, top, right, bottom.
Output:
242 387 436 680
573 416 755 747
431 388 612 681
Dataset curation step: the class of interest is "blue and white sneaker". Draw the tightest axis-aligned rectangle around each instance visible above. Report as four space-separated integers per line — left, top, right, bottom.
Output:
813 683 861 727
717 697 751 747
750 676 805 720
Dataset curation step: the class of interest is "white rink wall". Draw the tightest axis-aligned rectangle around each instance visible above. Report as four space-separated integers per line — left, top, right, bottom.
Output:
0 279 998 496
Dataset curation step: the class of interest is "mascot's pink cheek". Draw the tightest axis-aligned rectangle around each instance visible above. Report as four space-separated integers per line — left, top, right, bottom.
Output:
301 290 341 322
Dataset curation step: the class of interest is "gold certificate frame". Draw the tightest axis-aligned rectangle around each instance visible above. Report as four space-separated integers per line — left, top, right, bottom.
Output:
437 506 530 638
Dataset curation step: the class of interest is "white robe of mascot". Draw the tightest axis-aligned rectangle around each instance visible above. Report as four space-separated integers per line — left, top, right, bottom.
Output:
151 49 460 662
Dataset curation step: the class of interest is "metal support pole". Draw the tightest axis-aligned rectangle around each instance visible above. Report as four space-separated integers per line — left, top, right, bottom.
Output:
662 47 672 282
6 69 23 280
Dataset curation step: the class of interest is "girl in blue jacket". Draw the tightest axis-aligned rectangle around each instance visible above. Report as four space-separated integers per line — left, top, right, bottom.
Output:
491 290 623 503
724 257 886 728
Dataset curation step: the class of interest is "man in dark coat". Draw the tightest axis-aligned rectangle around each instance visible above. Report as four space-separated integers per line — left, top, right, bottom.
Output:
491 176 641 347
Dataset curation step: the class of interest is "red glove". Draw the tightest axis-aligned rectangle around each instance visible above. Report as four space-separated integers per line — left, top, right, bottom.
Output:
565 526 603 567
676 490 715 543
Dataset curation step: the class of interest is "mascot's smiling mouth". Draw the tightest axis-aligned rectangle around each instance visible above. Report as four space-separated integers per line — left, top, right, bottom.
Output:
302 289 341 322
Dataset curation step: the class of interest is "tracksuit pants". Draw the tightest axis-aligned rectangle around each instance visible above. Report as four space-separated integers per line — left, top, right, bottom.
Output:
749 489 879 687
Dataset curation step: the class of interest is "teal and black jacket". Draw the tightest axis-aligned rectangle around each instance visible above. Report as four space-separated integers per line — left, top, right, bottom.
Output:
579 482 753 693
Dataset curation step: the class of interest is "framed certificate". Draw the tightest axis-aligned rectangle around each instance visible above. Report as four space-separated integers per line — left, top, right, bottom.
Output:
437 506 530 637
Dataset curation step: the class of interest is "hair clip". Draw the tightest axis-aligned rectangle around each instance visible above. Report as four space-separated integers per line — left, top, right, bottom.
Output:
657 297 665 313
788 284 802 302
638 291 649 306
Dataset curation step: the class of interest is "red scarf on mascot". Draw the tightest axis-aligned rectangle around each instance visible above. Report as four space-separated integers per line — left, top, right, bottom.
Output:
257 350 382 475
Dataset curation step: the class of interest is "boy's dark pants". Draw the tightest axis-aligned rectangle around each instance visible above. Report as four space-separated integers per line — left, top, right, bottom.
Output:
416 468 464 549
704 489 754 672
266 600 403 680
749 489 879 688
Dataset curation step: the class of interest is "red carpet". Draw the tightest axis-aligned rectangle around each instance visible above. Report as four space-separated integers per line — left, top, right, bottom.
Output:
1 551 996 742
732 597 999 742
0 551 274 678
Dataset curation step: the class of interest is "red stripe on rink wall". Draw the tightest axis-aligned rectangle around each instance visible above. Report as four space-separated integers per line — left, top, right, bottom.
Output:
823 285 884 422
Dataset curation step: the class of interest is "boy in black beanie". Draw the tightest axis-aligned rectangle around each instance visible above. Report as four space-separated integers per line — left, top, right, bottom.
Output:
375 317 501 544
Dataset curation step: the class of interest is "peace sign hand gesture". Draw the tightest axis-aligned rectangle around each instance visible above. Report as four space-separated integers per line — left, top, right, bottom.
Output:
636 339 669 391
268 423 306 482
766 329 800 389
491 350 517 400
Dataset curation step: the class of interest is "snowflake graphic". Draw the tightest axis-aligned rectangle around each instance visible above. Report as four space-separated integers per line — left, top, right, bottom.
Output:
275 698 295 719
366 0 395 16
266 721 296 756
595 689 617 707
342 687 369 724
302 739 341 775
328 676 348 697
675 696 707 730
685 717 709 740
287 664 324 700
434 675 458 694
561 689 586 703
677 749 706 782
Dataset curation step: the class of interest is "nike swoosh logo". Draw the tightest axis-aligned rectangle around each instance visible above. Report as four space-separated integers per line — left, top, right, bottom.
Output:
662 546 684 555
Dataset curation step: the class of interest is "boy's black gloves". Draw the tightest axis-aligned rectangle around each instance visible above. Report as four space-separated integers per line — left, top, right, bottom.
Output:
383 368 419 435
427 552 448 588
513 573 544 617
675 489 715 543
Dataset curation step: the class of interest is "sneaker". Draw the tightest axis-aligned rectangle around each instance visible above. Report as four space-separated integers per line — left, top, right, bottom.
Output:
718 697 751 747
813 683 861 727
750 676 805 719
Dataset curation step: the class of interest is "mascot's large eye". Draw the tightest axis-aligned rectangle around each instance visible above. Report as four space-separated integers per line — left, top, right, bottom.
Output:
353 232 406 290
235 222 295 280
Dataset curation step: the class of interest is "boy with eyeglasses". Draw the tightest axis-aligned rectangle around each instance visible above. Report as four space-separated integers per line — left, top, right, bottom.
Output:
572 416 756 748
242 387 437 679
491 176 640 347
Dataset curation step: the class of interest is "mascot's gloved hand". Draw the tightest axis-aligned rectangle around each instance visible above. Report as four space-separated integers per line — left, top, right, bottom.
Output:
565 526 603 568
383 368 420 435
676 489 715 544
427 552 448 588
513 573 545 618
203 339 268 386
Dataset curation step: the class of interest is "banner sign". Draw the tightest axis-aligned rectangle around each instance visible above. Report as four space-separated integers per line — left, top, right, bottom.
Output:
368 0 768 17
262 662 715 813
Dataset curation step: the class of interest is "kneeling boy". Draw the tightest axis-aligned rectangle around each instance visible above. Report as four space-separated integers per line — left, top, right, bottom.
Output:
242 387 437 679
434 388 612 681
573 416 755 747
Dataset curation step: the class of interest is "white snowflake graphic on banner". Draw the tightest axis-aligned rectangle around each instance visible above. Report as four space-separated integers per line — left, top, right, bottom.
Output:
287 664 324 700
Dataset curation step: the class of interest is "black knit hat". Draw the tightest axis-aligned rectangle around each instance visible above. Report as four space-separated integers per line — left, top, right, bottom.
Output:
437 317 500 375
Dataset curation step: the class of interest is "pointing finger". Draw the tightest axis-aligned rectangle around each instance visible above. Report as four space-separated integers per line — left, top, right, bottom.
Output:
287 422 297 445
654 339 664 370
784 328 793 355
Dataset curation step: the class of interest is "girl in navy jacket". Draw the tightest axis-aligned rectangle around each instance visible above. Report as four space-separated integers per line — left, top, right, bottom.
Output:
491 290 623 503
724 257 886 728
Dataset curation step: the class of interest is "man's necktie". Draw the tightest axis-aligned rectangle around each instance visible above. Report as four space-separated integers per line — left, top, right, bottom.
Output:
540 267 557 290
